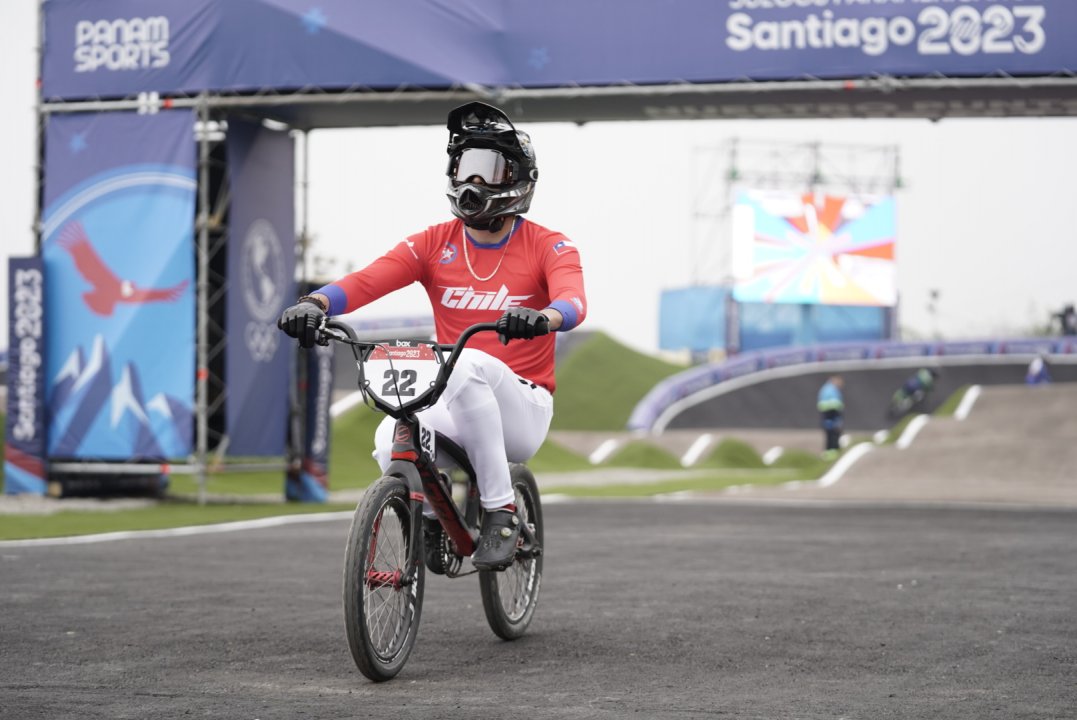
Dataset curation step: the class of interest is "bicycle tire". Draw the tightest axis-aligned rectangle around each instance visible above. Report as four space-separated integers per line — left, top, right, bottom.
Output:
888 391 912 419
478 464 544 641
342 475 424 681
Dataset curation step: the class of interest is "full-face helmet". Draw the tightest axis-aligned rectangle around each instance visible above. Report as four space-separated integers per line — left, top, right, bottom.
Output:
445 102 538 231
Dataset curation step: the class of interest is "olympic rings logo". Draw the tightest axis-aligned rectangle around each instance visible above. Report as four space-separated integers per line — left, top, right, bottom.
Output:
245 321 280 362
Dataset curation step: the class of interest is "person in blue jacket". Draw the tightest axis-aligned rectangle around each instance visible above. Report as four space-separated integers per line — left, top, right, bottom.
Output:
1025 355 1052 385
817 375 845 459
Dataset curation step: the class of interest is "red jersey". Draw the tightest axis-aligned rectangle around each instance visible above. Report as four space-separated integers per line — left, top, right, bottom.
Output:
318 217 586 393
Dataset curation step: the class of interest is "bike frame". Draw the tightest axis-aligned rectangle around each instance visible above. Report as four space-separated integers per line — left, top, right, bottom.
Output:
319 319 539 581
386 421 480 558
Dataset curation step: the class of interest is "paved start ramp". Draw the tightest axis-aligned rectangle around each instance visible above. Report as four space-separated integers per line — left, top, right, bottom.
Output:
718 383 1077 507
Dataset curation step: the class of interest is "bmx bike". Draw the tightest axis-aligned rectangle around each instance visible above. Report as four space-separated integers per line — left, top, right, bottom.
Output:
316 319 544 682
887 386 929 419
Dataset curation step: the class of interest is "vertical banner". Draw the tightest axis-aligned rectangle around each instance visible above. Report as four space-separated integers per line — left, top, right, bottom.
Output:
225 120 295 455
286 340 334 503
41 111 196 460
4 258 48 494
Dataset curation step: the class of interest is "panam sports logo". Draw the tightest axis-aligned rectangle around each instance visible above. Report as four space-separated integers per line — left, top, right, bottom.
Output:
74 16 171 73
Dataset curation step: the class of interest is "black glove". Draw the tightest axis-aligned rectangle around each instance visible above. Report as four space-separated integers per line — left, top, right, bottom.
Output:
277 299 326 349
497 307 550 345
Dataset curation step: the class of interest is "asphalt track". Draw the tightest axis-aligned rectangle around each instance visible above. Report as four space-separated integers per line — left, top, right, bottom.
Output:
2 500 1075 719
4 384 1076 718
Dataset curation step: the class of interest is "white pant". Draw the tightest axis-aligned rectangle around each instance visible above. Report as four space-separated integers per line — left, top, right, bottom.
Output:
372 348 553 510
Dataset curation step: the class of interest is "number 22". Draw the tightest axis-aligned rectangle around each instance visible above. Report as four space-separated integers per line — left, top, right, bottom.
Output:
382 369 418 396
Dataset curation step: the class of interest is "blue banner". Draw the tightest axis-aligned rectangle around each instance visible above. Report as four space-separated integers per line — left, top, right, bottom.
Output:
41 0 1077 100
286 342 333 503
225 119 295 456
4 258 48 494
659 286 729 353
41 110 196 460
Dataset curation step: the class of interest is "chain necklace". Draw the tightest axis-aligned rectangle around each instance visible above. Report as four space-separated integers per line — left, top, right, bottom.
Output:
462 217 518 283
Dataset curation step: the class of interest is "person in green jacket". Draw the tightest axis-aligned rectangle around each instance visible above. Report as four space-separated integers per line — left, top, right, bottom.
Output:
817 375 845 459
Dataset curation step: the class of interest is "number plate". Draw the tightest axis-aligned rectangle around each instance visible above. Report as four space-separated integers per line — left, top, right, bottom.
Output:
363 343 440 410
416 416 436 460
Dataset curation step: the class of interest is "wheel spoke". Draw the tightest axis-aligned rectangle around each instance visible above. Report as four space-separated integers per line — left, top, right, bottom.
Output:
478 470 543 641
495 488 537 621
344 478 426 681
363 499 413 658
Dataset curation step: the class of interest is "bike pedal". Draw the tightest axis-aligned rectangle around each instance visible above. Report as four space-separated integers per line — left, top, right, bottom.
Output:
472 554 516 572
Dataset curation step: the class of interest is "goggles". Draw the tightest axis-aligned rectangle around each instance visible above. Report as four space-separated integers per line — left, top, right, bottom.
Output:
451 148 515 187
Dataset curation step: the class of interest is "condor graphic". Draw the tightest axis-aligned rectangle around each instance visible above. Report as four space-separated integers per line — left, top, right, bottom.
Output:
58 221 189 316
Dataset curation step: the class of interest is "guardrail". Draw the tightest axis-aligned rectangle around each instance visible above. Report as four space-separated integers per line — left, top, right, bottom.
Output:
628 336 1077 432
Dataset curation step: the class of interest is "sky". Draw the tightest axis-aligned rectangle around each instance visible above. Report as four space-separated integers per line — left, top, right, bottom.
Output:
4 3 1077 356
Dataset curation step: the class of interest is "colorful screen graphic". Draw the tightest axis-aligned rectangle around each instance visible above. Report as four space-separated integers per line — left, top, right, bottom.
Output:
731 189 896 307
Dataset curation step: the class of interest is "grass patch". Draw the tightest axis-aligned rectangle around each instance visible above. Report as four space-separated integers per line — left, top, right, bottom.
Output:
328 406 385 490
696 438 765 469
164 405 386 498
528 438 594 473
601 441 682 469
321 407 596 487
883 414 918 444
934 385 971 417
552 333 684 431
544 468 804 497
770 448 832 477
0 501 355 541
167 471 283 498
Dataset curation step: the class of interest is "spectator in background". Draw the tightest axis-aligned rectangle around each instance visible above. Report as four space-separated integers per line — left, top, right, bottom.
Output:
1026 355 1052 385
817 375 845 460
903 367 938 397
1053 304 1077 336
887 367 939 418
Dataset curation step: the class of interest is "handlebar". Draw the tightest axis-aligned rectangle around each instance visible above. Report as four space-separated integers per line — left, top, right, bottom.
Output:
318 319 501 418
320 319 499 365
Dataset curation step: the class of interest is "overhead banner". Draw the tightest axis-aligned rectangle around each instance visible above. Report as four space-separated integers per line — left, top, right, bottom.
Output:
4 258 48 494
225 119 295 456
41 0 1077 100
41 110 196 460
731 189 897 307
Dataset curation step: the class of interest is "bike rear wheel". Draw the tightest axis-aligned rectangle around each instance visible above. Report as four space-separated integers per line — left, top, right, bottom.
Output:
479 464 543 640
343 476 424 681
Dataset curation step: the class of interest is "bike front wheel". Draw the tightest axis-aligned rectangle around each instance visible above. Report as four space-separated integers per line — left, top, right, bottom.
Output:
479 464 544 640
343 475 424 681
